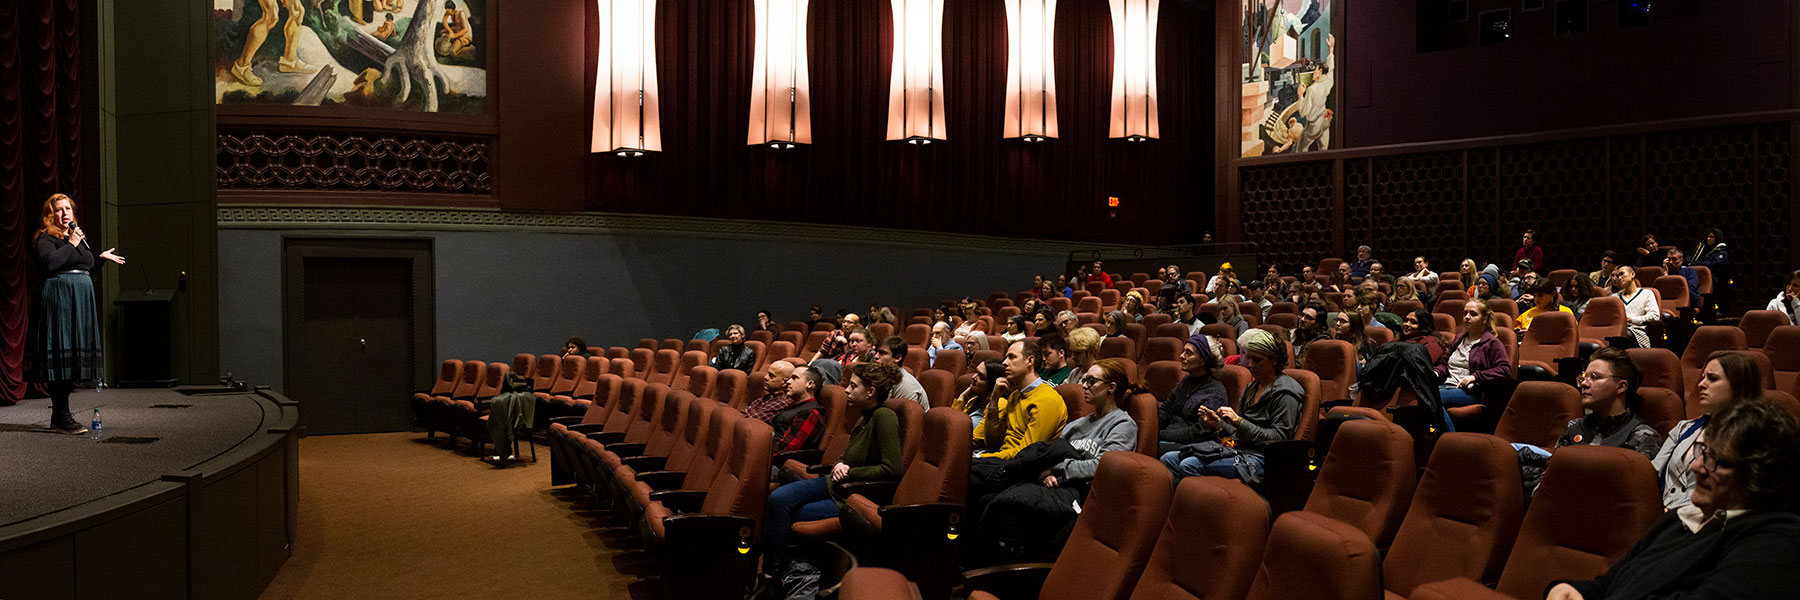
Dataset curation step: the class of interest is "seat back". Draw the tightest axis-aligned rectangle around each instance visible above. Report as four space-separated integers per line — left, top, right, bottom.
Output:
1433 297 1466 317
1077 296 1103 314
1131 477 1270 600
664 396 718 472
1124 392 1159 457
428 359 461 396
918 369 956 409
815 385 856 463
571 357 607 399
1432 313 1456 336
1382 432 1525 597
674 350 709 389
1099 288 1122 310
888 399 927 467
892 408 973 506
1151 323 1190 340
623 383 672 443
1679 326 1748 416
1050 296 1073 313
1281 369 1324 441
1493 381 1583 448
1040 452 1173 600
685 364 719 399
1140 312 1172 330
548 354 585 396
699 417 774 526
1768 326 1800 397
1245 511 1382 600
533 354 561 392
1302 340 1357 403
1268 301 1299 316
1652 275 1690 311
1634 266 1665 286
1141 361 1184 406
750 329 776 346
901 323 930 346
1140 337 1182 364
1519 312 1578 371
644 390 694 457
778 330 806 350
1494 445 1662 598
1099 336 1135 361
660 338 685 353
644 349 681 386
869 322 895 343
764 340 797 369
1577 296 1627 342
1486 297 1519 320
1636 386 1685 435
1304 418 1417 547
712 368 750 409
628 348 655 377
608 356 636 381
930 348 966 375
1739 310 1791 350
1265 313 1300 330
802 331 831 356
1766 390 1800 419
1625 347 1682 395
688 339 712 355
588 374 627 423
1364 327 1394 346
636 338 658 351
473 362 507 400
1217 365 1252 407
1055 383 1087 420
681 406 740 489
510 353 535 380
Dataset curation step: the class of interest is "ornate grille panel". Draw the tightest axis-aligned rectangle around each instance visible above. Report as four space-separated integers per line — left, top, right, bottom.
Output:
1239 119 1794 314
217 131 492 194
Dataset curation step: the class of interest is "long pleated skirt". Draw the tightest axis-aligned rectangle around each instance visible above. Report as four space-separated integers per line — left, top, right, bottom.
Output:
26 272 101 383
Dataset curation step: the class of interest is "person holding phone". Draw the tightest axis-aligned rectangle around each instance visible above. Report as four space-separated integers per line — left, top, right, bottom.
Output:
27 193 124 434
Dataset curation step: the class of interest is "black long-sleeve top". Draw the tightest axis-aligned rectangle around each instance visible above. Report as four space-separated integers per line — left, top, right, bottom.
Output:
35 233 92 275
1555 510 1800 599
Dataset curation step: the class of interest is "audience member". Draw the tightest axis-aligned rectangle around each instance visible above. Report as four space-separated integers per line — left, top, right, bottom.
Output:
1036 333 1074 385
709 324 757 372
1156 334 1229 451
1548 399 1800 600
1663 247 1702 303
969 358 1140 562
1243 279 1273 321
1636 233 1666 267
1121 291 1147 323
1436 300 1512 414
1509 265 1539 301
1614 266 1662 348
1169 293 1203 336
742 361 799 422
1331 310 1375 398
1653 351 1764 512
873 336 929 410
1458 258 1481 293
928 321 963 368
1216 296 1250 337
805 305 830 330
1517 281 1572 332
1053 310 1079 338
1512 229 1544 273
1410 256 1440 290
769 365 825 454
954 359 1005 426
755 310 780 332
1158 329 1301 483
1560 347 1664 458
1031 309 1053 335
759 363 904 585
1562 272 1600 320
1691 227 1728 268
1085 260 1113 288
1207 263 1239 296
1293 301 1330 359
1365 261 1395 287
1000 315 1028 344
1065 327 1100 375
1766 270 1800 324
1103 310 1130 338
1400 307 1449 364
1591 251 1623 291
1349 245 1376 278
973 340 1069 459
562 336 587 357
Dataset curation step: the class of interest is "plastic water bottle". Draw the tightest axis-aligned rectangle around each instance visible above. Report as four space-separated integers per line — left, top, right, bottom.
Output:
91 408 103 437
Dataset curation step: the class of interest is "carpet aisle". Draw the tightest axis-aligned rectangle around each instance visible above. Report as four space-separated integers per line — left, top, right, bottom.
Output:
258 432 659 599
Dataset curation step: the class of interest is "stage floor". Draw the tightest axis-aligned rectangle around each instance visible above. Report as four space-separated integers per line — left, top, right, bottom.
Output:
0 388 269 527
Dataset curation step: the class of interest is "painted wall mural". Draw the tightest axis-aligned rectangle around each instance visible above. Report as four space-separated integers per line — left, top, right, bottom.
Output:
1241 0 1336 157
213 0 487 114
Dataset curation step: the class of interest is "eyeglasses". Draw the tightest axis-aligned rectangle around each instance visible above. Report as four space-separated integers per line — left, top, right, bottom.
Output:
1698 441 1735 471
1079 376 1108 388
1576 372 1613 385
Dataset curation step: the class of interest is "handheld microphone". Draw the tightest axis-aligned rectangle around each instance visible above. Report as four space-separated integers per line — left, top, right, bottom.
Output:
67 219 91 250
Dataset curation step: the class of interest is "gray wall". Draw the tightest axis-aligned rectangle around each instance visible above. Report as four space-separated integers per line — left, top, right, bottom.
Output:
218 227 1066 393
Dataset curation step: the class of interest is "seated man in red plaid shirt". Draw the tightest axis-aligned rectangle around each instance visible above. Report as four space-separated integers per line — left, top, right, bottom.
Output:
764 364 826 454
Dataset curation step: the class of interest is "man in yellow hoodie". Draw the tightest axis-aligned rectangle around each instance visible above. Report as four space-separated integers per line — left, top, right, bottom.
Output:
974 339 1068 459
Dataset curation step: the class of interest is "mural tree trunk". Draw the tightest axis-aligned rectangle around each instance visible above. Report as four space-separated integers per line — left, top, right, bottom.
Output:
382 0 447 111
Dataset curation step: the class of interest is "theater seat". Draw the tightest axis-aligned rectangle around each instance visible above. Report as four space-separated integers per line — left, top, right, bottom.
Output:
1304 419 1416 548
1651 275 1690 314
642 417 772 599
1099 336 1135 361
1577 296 1627 347
830 408 972 598
412 359 461 438
684 364 718 401
1518 311 1578 376
1767 326 1800 398
623 403 735 519
1129 477 1271 600
1124 393 1159 457
1492 381 1582 448
1381 432 1525 599
1302 340 1357 403
1141 361 1183 406
918 369 956 408
779 385 855 481
1636 386 1685 436
1151 323 1190 340
1217 365 1251 406
647 349 683 386
546 373 624 486
1245 511 1382 600
962 452 1173 600
1409 445 1661 600
930 348 965 376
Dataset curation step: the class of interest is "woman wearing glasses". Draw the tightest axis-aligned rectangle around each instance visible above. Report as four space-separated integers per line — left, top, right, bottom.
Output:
1652 351 1764 512
1547 399 1800 599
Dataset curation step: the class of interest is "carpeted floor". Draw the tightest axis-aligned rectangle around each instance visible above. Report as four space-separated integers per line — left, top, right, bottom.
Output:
258 432 662 600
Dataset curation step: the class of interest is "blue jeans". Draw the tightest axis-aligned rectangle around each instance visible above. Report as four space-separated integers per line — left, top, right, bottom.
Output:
762 477 838 574
1437 386 1477 432
1159 449 1266 482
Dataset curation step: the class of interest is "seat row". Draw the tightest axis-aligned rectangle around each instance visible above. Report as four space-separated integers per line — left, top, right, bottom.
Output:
841 421 1662 600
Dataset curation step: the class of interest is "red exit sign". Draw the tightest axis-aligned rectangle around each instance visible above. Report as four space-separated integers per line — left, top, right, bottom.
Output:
1107 196 1120 207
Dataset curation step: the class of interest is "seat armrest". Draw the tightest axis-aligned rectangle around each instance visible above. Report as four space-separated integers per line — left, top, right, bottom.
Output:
775 449 824 466
877 503 963 539
647 489 707 513
961 563 1056 600
806 463 835 475
660 513 758 548
1318 399 1353 411
586 431 626 444
603 442 647 458
620 455 667 472
1408 577 1512 600
635 470 688 491
548 416 586 427
837 481 899 506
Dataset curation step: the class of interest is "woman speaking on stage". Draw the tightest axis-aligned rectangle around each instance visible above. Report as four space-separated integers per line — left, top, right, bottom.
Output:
27 193 124 434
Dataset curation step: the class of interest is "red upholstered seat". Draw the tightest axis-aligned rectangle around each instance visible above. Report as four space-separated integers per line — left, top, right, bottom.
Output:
1302 340 1357 403
1304 418 1417 547
1768 326 1800 398
1493 381 1583 448
1519 311 1578 375
918 369 956 408
1141 361 1183 406
1381 432 1525 599
1578 296 1627 346
1245 511 1382 600
642 417 772 599
1130 477 1270 600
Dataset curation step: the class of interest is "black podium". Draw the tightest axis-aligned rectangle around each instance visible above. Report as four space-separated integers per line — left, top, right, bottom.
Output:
115 289 178 387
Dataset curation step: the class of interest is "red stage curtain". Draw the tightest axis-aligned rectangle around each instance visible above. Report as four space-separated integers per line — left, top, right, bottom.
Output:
0 0 84 406
587 0 1210 244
